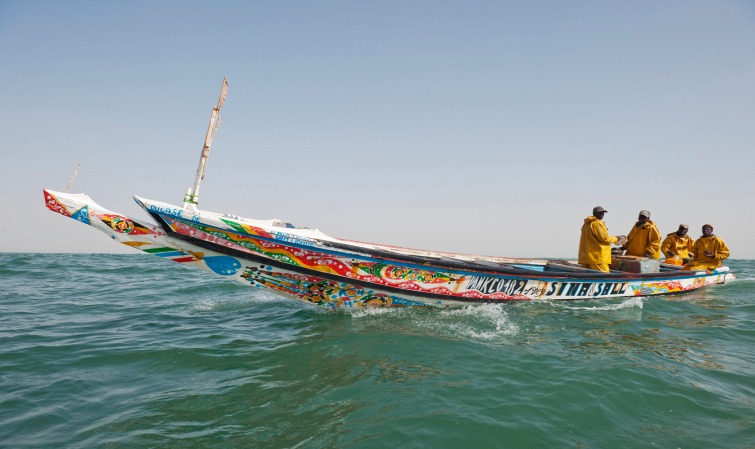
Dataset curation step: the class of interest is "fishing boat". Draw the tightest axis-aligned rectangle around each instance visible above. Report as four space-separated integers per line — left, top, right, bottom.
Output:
43 79 735 309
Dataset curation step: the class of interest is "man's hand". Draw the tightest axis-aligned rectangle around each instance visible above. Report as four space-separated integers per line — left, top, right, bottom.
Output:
704 250 714 258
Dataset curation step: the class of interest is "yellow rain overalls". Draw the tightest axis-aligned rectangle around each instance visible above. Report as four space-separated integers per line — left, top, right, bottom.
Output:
578 216 618 272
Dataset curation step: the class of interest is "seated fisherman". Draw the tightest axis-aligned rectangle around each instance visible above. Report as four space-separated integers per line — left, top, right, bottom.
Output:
661 224 694 264
684 224 730 271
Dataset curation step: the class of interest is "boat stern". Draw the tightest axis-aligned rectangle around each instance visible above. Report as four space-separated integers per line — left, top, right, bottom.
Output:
713 266 736 284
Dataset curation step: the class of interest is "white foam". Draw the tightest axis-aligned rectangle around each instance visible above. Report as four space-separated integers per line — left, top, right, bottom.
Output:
555 297 644 311
348 306 401 318
347 302 519 340
422 304 519 340
190 289 286 312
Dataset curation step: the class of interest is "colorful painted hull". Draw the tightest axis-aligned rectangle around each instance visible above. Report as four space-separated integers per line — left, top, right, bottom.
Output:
43 189 735 309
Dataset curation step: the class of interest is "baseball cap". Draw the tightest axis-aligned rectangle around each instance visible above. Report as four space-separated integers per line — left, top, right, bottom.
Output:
639 210 651 218
593 206 607 214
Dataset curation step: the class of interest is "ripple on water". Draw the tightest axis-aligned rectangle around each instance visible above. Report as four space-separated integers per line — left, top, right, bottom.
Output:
1 255 753 449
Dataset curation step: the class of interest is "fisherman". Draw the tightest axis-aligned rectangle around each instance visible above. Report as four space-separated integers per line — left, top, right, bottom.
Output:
683 224 730 271
661 224 694 264
622 210 661 259
578 206 626 272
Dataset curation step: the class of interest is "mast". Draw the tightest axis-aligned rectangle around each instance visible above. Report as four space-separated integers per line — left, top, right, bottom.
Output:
183 77 228 210
65 164 81 193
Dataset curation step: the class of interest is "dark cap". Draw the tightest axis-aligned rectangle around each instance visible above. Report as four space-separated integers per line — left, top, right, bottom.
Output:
593 206 607 214
639 210 651 218
703 224 714 229
678 224 689 229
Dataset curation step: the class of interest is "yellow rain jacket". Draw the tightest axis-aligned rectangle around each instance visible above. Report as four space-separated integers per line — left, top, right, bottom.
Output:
625 220 661 259
661 232 694 259
684 235 730 271
578 216 618 266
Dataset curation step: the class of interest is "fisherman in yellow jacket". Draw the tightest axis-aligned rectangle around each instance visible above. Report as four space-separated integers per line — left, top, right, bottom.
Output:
684 224 730 271
661 224 694 264
622 210 661 259
578 206 626 272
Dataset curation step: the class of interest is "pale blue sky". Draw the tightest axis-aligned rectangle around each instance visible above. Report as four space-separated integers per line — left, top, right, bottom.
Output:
2 1 754 259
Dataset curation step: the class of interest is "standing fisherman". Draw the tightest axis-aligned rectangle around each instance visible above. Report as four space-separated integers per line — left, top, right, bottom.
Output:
578 206 626 272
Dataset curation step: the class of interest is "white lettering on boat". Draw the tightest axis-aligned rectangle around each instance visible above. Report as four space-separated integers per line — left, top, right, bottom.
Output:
149 205 184 218
270 230 314 247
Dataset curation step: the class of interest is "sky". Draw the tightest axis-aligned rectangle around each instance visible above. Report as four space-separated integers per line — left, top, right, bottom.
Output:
1 1 754 259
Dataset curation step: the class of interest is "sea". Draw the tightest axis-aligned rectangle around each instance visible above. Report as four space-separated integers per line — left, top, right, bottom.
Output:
1 253 753 449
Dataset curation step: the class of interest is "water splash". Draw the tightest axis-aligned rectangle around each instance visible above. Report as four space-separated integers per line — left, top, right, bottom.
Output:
554 297 644 311
190 290 287 313
437 303 519 340
347 303 519 341
347 306 401 318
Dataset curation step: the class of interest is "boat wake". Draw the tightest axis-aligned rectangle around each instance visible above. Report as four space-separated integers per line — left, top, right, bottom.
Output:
190 289 286 312
554 297 644 311
437 304 520 340
348 303 520 341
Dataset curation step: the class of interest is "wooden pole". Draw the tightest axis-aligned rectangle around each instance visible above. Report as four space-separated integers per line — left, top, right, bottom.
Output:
184 77 228 209
65 164 81 193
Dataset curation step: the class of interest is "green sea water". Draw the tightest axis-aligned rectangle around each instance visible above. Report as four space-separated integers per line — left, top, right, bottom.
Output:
1 253 753 448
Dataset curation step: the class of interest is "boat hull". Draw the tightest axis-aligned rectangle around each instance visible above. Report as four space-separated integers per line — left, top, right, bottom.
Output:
43 189 735 309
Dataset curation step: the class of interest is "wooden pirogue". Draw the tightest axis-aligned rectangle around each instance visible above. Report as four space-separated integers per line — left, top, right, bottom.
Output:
43 79 735 309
